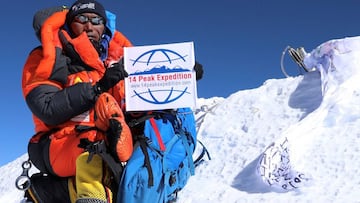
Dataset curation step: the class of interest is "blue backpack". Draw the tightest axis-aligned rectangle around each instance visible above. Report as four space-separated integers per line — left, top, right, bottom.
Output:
117 107 207 203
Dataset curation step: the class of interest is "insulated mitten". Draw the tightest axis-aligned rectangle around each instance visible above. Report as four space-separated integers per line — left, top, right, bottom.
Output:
94 93 133 162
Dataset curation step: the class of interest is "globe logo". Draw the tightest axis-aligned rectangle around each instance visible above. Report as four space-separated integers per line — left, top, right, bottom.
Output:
131 48 187 65
133 87 189 105
129 48 192 105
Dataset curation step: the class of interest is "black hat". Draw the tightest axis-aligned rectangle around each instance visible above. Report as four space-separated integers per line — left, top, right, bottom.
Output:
66 0 106 24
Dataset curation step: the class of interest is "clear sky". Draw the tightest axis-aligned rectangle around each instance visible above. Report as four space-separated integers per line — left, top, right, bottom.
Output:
2 0 360 166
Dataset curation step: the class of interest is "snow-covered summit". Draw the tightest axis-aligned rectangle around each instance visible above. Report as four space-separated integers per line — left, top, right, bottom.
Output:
2 36 360 203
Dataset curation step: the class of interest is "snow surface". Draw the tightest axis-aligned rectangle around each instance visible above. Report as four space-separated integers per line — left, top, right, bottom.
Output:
2 36 360 203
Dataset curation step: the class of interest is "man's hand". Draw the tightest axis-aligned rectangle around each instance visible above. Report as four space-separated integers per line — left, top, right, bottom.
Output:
94 60 128 94
194 61 204 81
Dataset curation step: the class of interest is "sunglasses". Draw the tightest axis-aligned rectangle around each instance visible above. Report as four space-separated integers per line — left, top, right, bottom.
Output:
74 14 104 25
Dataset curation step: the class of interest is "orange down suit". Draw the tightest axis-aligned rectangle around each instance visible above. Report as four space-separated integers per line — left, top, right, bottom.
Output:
22 10 133 177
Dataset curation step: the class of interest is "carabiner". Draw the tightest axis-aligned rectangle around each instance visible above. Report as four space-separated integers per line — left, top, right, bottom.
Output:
15 160 32 191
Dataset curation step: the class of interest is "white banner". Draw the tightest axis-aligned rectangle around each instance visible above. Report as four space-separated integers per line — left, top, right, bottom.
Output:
124 42 197 111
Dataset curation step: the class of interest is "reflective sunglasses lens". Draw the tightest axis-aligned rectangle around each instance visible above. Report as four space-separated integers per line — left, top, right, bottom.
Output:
75 15 104 25
90 17 104 25
75 15 88 23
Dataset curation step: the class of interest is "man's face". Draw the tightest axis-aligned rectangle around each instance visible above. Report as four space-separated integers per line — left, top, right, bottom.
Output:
70 12 105 42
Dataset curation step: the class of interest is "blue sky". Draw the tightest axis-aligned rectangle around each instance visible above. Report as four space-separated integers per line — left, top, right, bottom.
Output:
1 0 360 166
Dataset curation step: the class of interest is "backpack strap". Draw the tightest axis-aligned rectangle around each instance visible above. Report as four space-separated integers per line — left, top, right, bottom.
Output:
137 135 155 187
149 117 166 151
78 138 124 185
127 114 155 128
180 131 195 175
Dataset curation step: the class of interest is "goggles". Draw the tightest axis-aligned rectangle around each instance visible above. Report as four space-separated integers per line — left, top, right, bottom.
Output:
74 14 104 25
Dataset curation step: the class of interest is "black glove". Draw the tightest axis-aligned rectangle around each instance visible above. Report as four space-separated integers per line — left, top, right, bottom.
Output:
194 61 204 81
106 118 123 162
94 60 128 94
